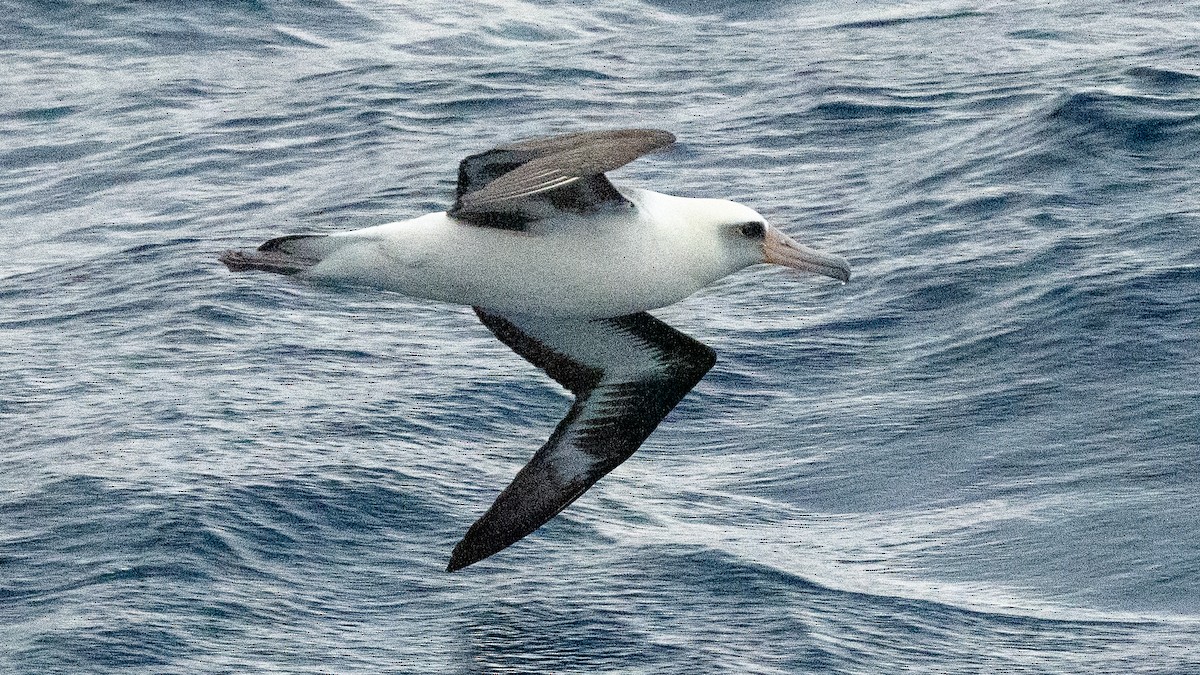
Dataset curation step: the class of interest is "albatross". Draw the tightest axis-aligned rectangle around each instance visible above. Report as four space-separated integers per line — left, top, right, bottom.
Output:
220 128 850 571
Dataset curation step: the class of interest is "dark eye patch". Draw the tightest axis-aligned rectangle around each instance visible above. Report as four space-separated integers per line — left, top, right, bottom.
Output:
739 221 765 239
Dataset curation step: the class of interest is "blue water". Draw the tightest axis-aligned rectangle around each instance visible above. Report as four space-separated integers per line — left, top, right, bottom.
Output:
3 0 1199 672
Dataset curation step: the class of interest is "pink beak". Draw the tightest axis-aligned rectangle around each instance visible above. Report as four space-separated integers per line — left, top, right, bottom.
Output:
763 227 850 283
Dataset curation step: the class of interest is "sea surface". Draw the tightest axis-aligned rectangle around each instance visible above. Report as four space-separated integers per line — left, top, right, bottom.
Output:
3 0 1199 672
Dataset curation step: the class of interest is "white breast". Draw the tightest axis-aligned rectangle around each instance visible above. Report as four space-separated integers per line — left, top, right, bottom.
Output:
302 189 743 318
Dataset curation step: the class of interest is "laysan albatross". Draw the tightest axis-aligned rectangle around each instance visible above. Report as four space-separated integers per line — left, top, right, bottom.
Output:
220 128 850 571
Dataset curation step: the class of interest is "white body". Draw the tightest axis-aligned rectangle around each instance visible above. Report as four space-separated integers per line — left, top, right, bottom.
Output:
301 187 763 318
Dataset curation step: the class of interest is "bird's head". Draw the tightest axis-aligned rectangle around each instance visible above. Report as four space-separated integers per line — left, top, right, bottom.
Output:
704 199 851 283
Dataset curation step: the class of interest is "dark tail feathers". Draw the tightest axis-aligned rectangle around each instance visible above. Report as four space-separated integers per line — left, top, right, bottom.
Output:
219 234 327 275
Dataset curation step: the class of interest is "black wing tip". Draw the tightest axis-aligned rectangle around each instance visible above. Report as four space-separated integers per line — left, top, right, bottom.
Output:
499 127 676 151
445 537 493 572
647 128 676 146
593 127 675 146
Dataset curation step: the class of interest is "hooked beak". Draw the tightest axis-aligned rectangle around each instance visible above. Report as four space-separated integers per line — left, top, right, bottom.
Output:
763 226 851 283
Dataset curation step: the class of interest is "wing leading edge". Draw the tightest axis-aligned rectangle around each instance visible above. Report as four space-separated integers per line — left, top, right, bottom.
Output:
447 129 675 231
447 308 715 571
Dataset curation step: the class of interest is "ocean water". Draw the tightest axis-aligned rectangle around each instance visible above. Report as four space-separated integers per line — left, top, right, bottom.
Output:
3 0 1199 672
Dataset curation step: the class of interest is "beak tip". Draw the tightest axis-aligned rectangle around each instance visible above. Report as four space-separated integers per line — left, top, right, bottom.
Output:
815 254 851 285
763 228 851 284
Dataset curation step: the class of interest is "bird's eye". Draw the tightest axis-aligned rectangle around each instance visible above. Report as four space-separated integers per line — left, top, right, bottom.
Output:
739 221 766 239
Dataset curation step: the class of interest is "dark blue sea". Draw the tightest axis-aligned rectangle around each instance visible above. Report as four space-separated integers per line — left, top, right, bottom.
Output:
3 1 1199 672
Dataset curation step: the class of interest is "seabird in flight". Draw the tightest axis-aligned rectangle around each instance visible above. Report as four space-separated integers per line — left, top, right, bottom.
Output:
220 128 850 571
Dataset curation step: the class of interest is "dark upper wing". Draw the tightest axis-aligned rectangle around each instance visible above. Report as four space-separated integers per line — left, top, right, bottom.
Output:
447 129 675 231
446 307 715 571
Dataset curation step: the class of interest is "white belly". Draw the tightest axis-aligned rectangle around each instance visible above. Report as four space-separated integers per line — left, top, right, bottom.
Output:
302 209 723 319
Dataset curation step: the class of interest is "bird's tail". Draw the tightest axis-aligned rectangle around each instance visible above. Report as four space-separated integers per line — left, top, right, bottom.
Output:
219 234 335 275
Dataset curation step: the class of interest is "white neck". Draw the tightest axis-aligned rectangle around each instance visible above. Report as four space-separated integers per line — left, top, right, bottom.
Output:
624 187 764 286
